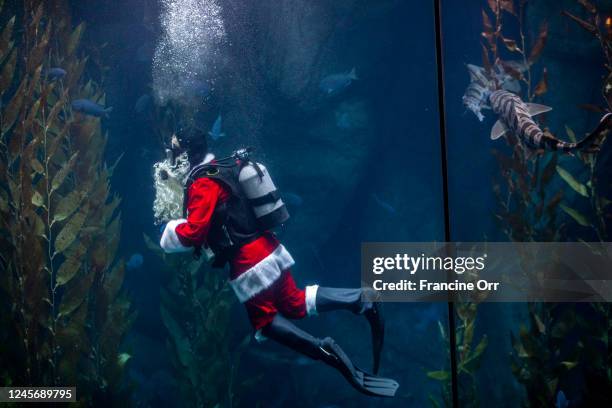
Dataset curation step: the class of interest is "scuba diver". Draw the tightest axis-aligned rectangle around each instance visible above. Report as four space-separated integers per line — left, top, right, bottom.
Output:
158 128 399 397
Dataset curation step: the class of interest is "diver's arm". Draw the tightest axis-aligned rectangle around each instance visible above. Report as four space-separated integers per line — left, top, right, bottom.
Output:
160 218 190 253
160 178 225 253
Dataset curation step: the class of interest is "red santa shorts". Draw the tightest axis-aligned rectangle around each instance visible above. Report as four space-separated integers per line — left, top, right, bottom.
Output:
244 268 306 330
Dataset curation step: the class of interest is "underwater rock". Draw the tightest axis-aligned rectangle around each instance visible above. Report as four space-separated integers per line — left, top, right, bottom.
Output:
250 0 336 102
134 93 152 113
334 100 368 130
260 96 375 248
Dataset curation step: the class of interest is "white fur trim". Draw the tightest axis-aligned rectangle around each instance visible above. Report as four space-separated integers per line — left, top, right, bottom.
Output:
229 244 295 303
160 219 190 253
305 285 319 316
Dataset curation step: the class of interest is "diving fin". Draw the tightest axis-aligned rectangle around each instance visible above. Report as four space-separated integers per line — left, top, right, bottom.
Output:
320 337 399 398
491 120 508 140
314 287 385 374
526 103 552 116
355 370 401 398
364 300 385 374
261 315 399 398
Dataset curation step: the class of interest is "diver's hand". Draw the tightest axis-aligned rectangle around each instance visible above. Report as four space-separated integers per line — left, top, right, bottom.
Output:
160 219 190 253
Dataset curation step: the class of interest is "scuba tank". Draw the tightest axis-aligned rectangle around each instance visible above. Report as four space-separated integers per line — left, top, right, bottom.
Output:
183 147 289 265
193 147 290 231
238 159 290 230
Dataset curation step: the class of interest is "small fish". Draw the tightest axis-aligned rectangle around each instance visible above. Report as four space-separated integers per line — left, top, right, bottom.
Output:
556 390 568 408
208 115 225 141
319 67 358 95
462 64 495 122
335 111 352 129
134 94 152 113
71 99 113 118
462 81 489 122
371 193 397 215
490 90 611 151
126 253 144 270
283 192 303 207
46 67 66 81
334 101 368 129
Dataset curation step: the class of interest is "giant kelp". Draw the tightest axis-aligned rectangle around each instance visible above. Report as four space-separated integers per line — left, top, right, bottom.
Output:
0 0 133 401
144 97 254 406
142 98 257 406
427 301 488 408
143 235 255 407
483 0 612 406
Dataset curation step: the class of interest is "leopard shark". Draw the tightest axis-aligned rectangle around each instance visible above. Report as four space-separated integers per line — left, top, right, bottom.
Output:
489 89 611 152
463 63 611 151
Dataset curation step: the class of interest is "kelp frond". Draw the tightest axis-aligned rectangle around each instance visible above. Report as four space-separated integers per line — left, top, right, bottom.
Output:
0 0 133 402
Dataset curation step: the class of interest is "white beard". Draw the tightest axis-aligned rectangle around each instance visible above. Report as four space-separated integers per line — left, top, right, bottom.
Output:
152 152 191 224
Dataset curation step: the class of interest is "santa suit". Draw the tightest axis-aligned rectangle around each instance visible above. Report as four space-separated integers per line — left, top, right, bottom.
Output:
159 157 395 396
160 157 318 332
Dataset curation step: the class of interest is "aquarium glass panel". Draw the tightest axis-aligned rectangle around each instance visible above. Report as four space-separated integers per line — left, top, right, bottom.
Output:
2 0 610 406
442 0 612 406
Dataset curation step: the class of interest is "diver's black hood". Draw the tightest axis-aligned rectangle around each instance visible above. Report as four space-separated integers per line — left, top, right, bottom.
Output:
173 127 208 167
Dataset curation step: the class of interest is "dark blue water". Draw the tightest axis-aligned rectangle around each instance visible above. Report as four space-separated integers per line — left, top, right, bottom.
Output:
3 0 609 406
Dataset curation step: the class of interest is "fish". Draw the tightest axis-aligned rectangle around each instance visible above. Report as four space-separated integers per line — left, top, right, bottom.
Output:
556 390 568 408
491 62 525 93
282 192 303 207
490 90 612 152
126 253 144 270
462 64 495 122
335 111 352 129
462 81 489 122
208 115 225 141
71 99 113 118
46 67 66 81
319 67 358 95
462 61 528 121
371 193 397 215
134 94 152 113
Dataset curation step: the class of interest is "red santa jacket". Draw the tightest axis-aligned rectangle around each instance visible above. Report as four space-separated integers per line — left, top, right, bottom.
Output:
160 161 294 302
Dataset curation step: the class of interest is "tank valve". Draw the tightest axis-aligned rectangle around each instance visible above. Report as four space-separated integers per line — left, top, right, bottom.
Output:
233 147 254 161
